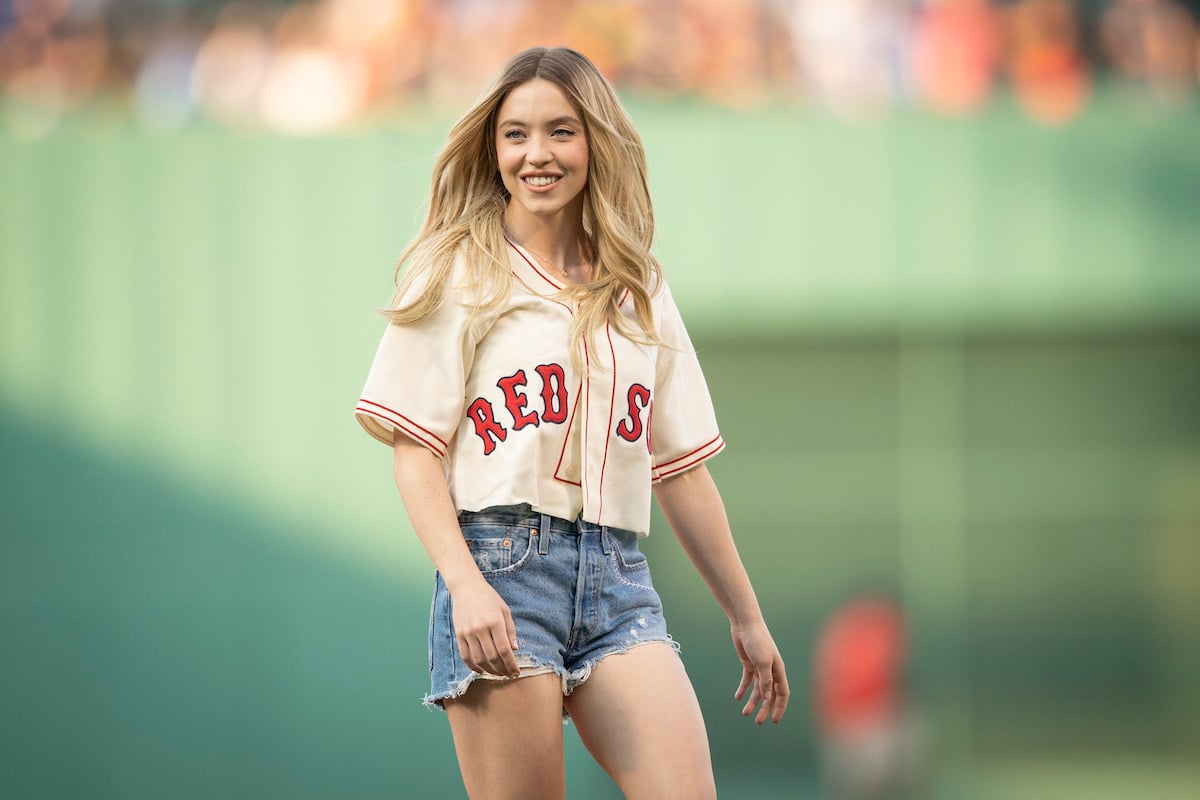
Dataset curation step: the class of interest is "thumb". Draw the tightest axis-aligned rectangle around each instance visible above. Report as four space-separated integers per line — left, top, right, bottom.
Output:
504 605 519 651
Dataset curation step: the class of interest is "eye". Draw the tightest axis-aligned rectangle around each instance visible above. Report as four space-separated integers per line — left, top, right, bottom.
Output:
503 129 525 140
552 127 575 138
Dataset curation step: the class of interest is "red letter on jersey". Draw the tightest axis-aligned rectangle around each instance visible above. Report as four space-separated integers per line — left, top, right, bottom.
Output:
467 397 507 455
498 369 539 431
615 383 651 443
535 363 568 424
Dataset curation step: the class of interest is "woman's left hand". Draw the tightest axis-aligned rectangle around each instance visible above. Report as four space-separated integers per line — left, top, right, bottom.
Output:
731 620 789 724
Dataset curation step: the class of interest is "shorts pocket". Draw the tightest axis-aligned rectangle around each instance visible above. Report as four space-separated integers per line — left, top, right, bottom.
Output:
460 523 535 575
608 529 654 587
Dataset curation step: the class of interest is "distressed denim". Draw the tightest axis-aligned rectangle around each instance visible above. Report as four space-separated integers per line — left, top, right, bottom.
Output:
424 504 678 711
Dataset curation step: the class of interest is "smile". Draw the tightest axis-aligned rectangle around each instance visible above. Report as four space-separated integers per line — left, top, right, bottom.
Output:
523 176 561 187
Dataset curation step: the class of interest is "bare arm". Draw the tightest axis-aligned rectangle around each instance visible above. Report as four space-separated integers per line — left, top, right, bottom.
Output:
653 464 789 724
391 434 519 678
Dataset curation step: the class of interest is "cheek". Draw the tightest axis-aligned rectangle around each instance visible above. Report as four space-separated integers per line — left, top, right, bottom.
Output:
495 148 520 184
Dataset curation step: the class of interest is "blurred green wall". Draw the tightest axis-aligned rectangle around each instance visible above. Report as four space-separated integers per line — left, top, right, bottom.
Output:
2 93 1198 799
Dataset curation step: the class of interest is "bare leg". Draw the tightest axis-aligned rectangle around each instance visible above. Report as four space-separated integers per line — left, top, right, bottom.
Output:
564 643 717 800
445 673 566 800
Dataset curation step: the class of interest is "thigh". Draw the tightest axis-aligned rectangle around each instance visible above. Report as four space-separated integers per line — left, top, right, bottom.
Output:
564 642 716 800
445 673 566 800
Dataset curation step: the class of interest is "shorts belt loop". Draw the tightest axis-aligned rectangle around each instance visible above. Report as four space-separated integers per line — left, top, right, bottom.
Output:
601 526 613 555
538 513 550 555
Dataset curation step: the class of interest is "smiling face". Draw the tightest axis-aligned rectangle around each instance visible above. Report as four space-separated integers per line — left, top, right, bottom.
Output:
494 78 589 229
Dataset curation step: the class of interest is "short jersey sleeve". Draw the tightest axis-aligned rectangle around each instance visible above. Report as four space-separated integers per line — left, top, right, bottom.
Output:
354 271 475 458
649 282 725 481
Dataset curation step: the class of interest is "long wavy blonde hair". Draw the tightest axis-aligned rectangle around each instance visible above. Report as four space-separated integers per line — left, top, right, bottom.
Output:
384 47 662 369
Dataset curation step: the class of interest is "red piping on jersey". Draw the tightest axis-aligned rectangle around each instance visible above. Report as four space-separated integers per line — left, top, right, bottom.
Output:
654 434 725 480
596 322 618 524
505 236 564 292
511 271 574 316
507 239 573 316
582 337 592 509
356 399 448 457
552 383 583 486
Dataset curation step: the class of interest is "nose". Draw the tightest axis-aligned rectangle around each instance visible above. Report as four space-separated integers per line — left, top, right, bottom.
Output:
526 134 552 165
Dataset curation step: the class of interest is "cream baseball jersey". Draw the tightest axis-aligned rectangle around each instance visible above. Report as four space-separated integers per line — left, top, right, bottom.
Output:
355 239 724 536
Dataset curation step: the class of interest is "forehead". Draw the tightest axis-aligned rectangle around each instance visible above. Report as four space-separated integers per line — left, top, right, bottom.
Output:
496 78 581 124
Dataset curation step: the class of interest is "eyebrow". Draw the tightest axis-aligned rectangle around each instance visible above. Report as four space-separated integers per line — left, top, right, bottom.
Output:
497 115 584 129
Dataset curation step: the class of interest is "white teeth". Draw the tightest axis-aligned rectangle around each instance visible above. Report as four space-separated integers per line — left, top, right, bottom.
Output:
524 176 559 187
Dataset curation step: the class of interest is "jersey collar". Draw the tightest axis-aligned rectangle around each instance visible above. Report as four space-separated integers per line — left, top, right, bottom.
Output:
505 236 565 294
504 236 631 310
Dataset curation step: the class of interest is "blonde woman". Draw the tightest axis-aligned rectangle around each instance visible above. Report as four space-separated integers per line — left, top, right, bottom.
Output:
355 47 788 799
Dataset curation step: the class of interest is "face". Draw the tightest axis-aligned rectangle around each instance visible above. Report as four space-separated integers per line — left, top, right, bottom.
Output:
494 78 589 226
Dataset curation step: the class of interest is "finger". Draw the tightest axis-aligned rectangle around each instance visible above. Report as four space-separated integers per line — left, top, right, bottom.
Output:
503 606 519 652
741 685 761 718
755 697 771 725
770 684 790 723
476 623 515 678
460 635 483 674
478 633 505 676
492 628 519 678
734 665 753 700
771 665 791 723
754 665 773 724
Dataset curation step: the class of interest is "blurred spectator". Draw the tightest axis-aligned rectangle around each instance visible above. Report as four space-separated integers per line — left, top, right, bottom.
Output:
1001 0 1091 126
189 4 272 128
911 0 1000 116
1101 0 1198 105
133 24 200 130
813 594 926 800
0 0 1197 134
257 2 368 134
783 0 913 117
1 0 108 135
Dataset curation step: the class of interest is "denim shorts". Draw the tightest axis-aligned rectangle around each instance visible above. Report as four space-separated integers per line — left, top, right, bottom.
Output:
424 504 678 710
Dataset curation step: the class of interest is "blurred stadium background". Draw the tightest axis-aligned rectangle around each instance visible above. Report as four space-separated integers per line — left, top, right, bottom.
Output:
2 0 1199 798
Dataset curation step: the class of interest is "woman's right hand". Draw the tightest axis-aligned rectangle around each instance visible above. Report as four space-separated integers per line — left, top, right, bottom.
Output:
390 436 522 679
448 576 521 678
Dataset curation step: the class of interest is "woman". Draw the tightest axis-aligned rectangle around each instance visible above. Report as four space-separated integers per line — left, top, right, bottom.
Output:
355 47 788 799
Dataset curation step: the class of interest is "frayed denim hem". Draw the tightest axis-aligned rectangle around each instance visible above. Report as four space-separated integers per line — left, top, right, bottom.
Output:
562 635 681 697
421 653 563 711
421 636 681 723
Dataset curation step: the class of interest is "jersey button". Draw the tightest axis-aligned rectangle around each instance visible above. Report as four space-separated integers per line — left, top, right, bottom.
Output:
566 466 578 479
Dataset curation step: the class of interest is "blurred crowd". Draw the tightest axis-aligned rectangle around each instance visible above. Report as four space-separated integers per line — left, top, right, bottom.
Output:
1 0 1198 134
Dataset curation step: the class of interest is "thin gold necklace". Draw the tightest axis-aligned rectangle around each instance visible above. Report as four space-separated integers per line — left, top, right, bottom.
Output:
508 232 595 281
513 238 571 279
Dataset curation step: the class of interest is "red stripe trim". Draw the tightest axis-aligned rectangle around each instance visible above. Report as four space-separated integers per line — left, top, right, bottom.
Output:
655 434 724 470
355 402 447 457
582 338 592 509
511 271 574 315
506 236 564 291
356 399 448 448
356 405 445 457
596 323 618 524
655 437 725 480
552 382 583 484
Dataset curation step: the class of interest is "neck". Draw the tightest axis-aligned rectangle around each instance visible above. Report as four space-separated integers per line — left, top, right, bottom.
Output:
503 210 586 269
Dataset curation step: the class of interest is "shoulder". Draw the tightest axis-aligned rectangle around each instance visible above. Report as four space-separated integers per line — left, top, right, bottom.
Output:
397 243 481 305
647 270 678 316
